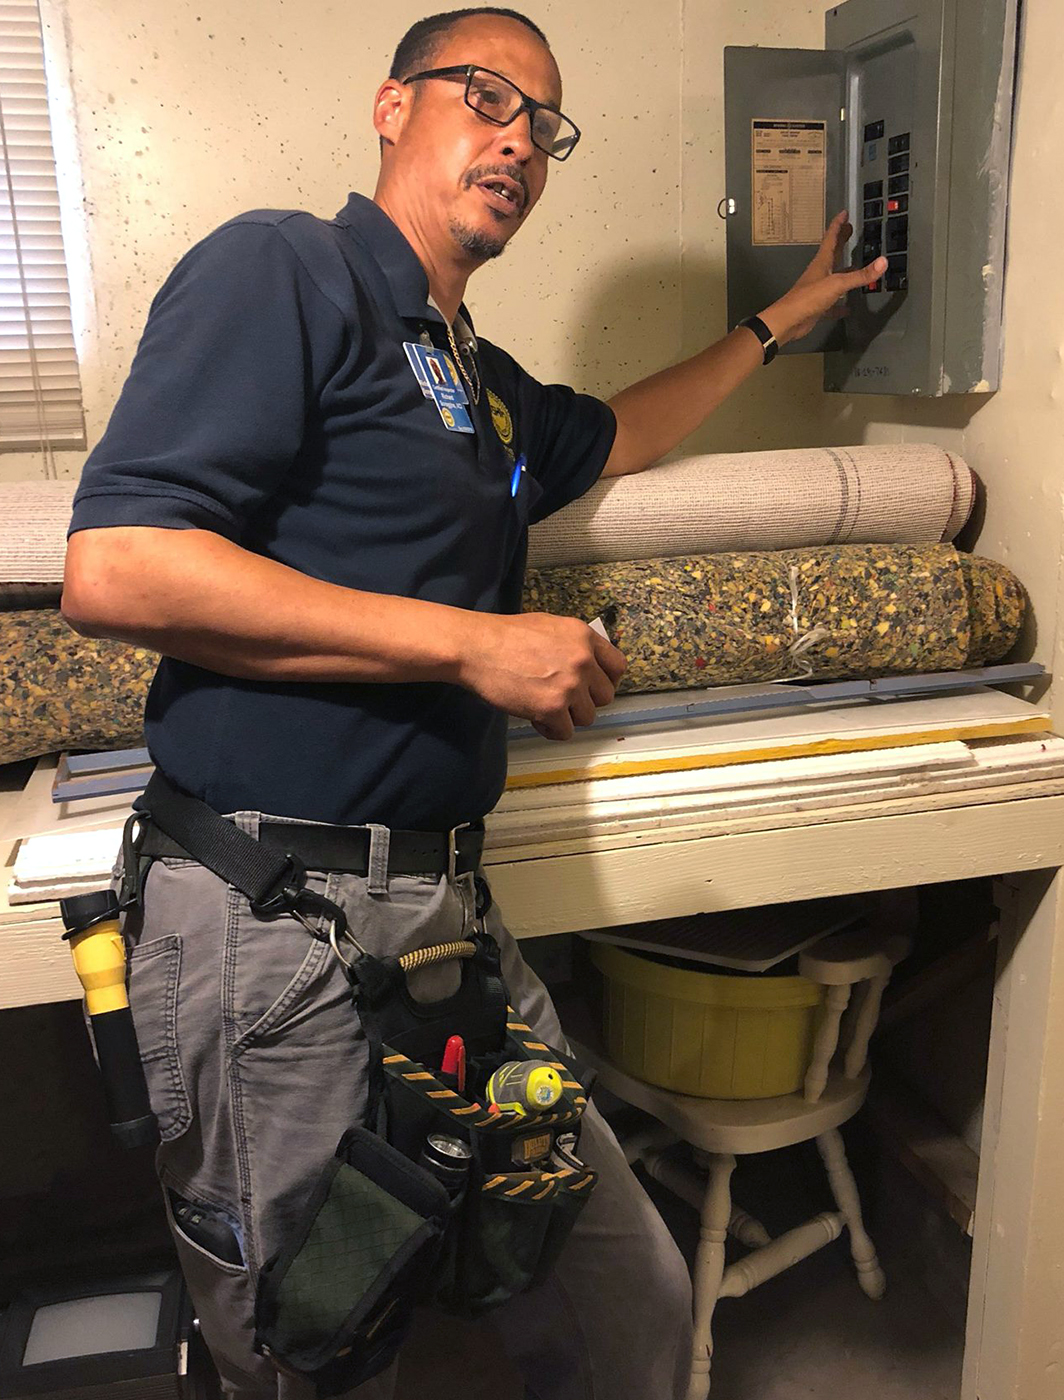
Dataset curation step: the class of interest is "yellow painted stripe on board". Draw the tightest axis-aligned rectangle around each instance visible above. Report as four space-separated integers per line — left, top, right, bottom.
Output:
560 1081 582 1090
503 718 1047 790
403 1071 436 1081
523 1042 550 1052
507 1022 532 1032
450 1104 482 1116
383 1054 407 1064
532 1183 555 1199
428 1090 458 1099
505 1179 537 1197
483 1175 508 1190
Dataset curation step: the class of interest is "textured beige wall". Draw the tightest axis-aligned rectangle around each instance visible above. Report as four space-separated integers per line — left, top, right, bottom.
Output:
7 0 684 480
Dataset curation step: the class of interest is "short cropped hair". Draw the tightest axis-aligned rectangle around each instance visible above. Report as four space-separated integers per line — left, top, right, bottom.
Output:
389 8 550 80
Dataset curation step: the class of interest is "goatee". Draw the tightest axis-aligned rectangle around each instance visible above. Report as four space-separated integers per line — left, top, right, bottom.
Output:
449 216 507 261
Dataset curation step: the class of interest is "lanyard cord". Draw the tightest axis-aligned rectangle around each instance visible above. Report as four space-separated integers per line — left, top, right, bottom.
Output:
445 318 482 406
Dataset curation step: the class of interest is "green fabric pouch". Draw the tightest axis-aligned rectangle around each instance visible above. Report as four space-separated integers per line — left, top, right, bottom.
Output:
437 1157 597 1315
254 1125 450 1397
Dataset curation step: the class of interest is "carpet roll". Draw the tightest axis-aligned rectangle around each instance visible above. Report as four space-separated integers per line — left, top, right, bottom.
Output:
0 610 155 763
527 445 975 569
522 544 1024 694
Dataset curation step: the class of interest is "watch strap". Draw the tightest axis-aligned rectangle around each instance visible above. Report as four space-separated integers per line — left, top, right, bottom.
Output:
738 314 779 365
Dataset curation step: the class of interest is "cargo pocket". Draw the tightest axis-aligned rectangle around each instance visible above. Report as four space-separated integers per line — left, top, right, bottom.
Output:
128 934 191 1142
439 1169 559 1316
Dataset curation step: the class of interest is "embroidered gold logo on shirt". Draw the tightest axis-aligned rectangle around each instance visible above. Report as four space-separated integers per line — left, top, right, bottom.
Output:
488 389 513 446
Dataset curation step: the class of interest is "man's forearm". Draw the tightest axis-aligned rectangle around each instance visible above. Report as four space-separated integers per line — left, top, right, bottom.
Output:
63 526 476 684
603 326 763 477
602 212 889 479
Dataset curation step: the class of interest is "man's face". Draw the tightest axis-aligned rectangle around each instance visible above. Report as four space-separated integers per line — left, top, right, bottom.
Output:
380 15 563 261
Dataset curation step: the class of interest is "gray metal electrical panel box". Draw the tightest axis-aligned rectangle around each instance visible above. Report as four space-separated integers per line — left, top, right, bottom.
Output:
723 0 1018 395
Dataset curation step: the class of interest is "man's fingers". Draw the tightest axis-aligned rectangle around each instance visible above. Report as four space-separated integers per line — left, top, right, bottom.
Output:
534 711 574 742
812 210 850 268
588 667 617 709
590 631 627 684
842 256 887 290
568 694 597 729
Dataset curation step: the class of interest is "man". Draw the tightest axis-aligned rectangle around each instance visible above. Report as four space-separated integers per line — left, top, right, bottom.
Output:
63 9 885 1399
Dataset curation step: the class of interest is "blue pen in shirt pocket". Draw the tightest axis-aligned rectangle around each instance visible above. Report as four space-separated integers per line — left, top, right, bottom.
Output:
510 453 526 498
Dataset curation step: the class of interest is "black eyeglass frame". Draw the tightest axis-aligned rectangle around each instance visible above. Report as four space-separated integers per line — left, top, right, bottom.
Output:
401 64 581 161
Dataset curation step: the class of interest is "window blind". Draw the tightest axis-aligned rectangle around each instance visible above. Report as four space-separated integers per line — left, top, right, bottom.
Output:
0 0 84 454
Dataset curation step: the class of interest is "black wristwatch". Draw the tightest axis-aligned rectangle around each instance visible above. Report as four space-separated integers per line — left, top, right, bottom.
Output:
737 314 779 365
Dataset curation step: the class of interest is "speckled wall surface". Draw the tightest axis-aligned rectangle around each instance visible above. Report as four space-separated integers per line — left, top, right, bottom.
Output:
4 0 686 481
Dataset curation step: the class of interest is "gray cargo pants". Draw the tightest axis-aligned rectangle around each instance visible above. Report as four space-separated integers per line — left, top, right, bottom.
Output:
122 811 692 1400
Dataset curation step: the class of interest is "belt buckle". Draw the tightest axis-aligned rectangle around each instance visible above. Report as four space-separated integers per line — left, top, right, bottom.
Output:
447 822 471 883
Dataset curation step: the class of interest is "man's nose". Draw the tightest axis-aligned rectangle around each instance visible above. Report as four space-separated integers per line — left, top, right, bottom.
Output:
497 108 535 162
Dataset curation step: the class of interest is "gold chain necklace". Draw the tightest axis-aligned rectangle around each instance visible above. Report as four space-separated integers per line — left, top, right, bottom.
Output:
445 319 481 406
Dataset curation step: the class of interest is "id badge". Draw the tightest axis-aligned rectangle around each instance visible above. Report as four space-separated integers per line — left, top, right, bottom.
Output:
403 342 475 434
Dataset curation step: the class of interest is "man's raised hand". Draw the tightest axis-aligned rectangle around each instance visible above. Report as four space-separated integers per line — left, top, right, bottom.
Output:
760 211 888 347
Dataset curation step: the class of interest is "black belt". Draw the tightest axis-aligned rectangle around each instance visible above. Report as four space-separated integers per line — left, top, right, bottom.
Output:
132 771 485 897
138 818 484 880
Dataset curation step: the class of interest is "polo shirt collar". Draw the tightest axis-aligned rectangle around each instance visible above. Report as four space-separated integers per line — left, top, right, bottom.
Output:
337 191 479 336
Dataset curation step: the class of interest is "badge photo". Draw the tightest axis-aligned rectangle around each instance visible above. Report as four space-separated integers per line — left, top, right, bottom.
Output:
403 341 475 433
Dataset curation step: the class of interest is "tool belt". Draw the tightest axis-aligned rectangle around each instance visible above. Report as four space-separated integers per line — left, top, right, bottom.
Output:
126 772 597 1398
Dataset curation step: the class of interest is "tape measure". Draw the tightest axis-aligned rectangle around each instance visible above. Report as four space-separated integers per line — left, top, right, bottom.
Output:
485 1060 564 1118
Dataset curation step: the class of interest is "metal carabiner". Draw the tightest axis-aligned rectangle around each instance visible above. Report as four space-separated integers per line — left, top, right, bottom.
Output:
327 917 367 971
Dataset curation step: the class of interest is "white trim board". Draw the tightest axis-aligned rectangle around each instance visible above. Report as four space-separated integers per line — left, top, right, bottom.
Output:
504 689 1049 789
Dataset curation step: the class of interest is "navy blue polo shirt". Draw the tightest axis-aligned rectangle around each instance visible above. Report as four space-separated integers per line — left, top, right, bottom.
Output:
69 193 616 828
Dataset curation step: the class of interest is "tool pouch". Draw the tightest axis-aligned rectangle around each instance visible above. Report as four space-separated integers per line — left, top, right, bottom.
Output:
253 924 595 1391
382 1011 597 1318
253 1125 451 1397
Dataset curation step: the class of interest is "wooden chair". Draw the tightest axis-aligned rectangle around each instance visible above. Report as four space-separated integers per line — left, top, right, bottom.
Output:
571 924 911 1400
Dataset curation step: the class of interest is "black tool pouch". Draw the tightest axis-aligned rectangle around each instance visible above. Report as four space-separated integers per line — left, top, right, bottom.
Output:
381 1005 598 1318
253 1125 451 1397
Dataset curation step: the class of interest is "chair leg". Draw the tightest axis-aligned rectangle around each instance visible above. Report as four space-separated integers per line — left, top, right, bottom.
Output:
816 1127 886 1300
728 1203 771 1248
804 983 852 1102
843 973 891 1080
687 1152 736 1400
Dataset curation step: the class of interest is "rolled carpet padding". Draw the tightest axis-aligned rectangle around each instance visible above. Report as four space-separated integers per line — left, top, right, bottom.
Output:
0 610 155 764
522 544 1024 694
0 480 78 584
527 444 975 569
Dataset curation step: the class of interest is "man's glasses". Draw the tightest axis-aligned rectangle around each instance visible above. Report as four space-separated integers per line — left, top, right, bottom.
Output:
402 65 581 161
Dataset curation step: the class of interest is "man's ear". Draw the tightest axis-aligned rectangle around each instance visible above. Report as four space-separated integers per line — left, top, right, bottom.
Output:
373 78 409 148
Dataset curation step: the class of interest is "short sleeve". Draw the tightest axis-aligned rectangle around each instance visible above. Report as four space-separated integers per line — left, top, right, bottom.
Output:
69 219 350 540
486 344 616 524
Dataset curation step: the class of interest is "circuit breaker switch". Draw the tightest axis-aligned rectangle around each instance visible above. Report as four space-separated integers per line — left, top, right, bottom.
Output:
886 215 909 252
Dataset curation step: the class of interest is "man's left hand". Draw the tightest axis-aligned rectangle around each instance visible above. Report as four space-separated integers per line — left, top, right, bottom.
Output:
759 211 887 347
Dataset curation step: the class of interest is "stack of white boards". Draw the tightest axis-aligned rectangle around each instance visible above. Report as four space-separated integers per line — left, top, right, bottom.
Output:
487 686 1062 858
3 686 1063 1009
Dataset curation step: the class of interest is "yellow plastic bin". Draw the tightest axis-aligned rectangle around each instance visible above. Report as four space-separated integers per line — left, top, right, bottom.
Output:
590 942 825 1099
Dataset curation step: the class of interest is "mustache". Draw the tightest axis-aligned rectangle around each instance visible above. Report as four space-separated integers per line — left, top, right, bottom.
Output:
463 163 529 211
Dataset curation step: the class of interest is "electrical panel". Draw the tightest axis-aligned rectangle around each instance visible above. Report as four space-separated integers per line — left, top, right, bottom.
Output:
723 0 1018 395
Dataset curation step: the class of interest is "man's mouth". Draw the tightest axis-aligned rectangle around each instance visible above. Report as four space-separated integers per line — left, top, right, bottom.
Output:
475 175 525 216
